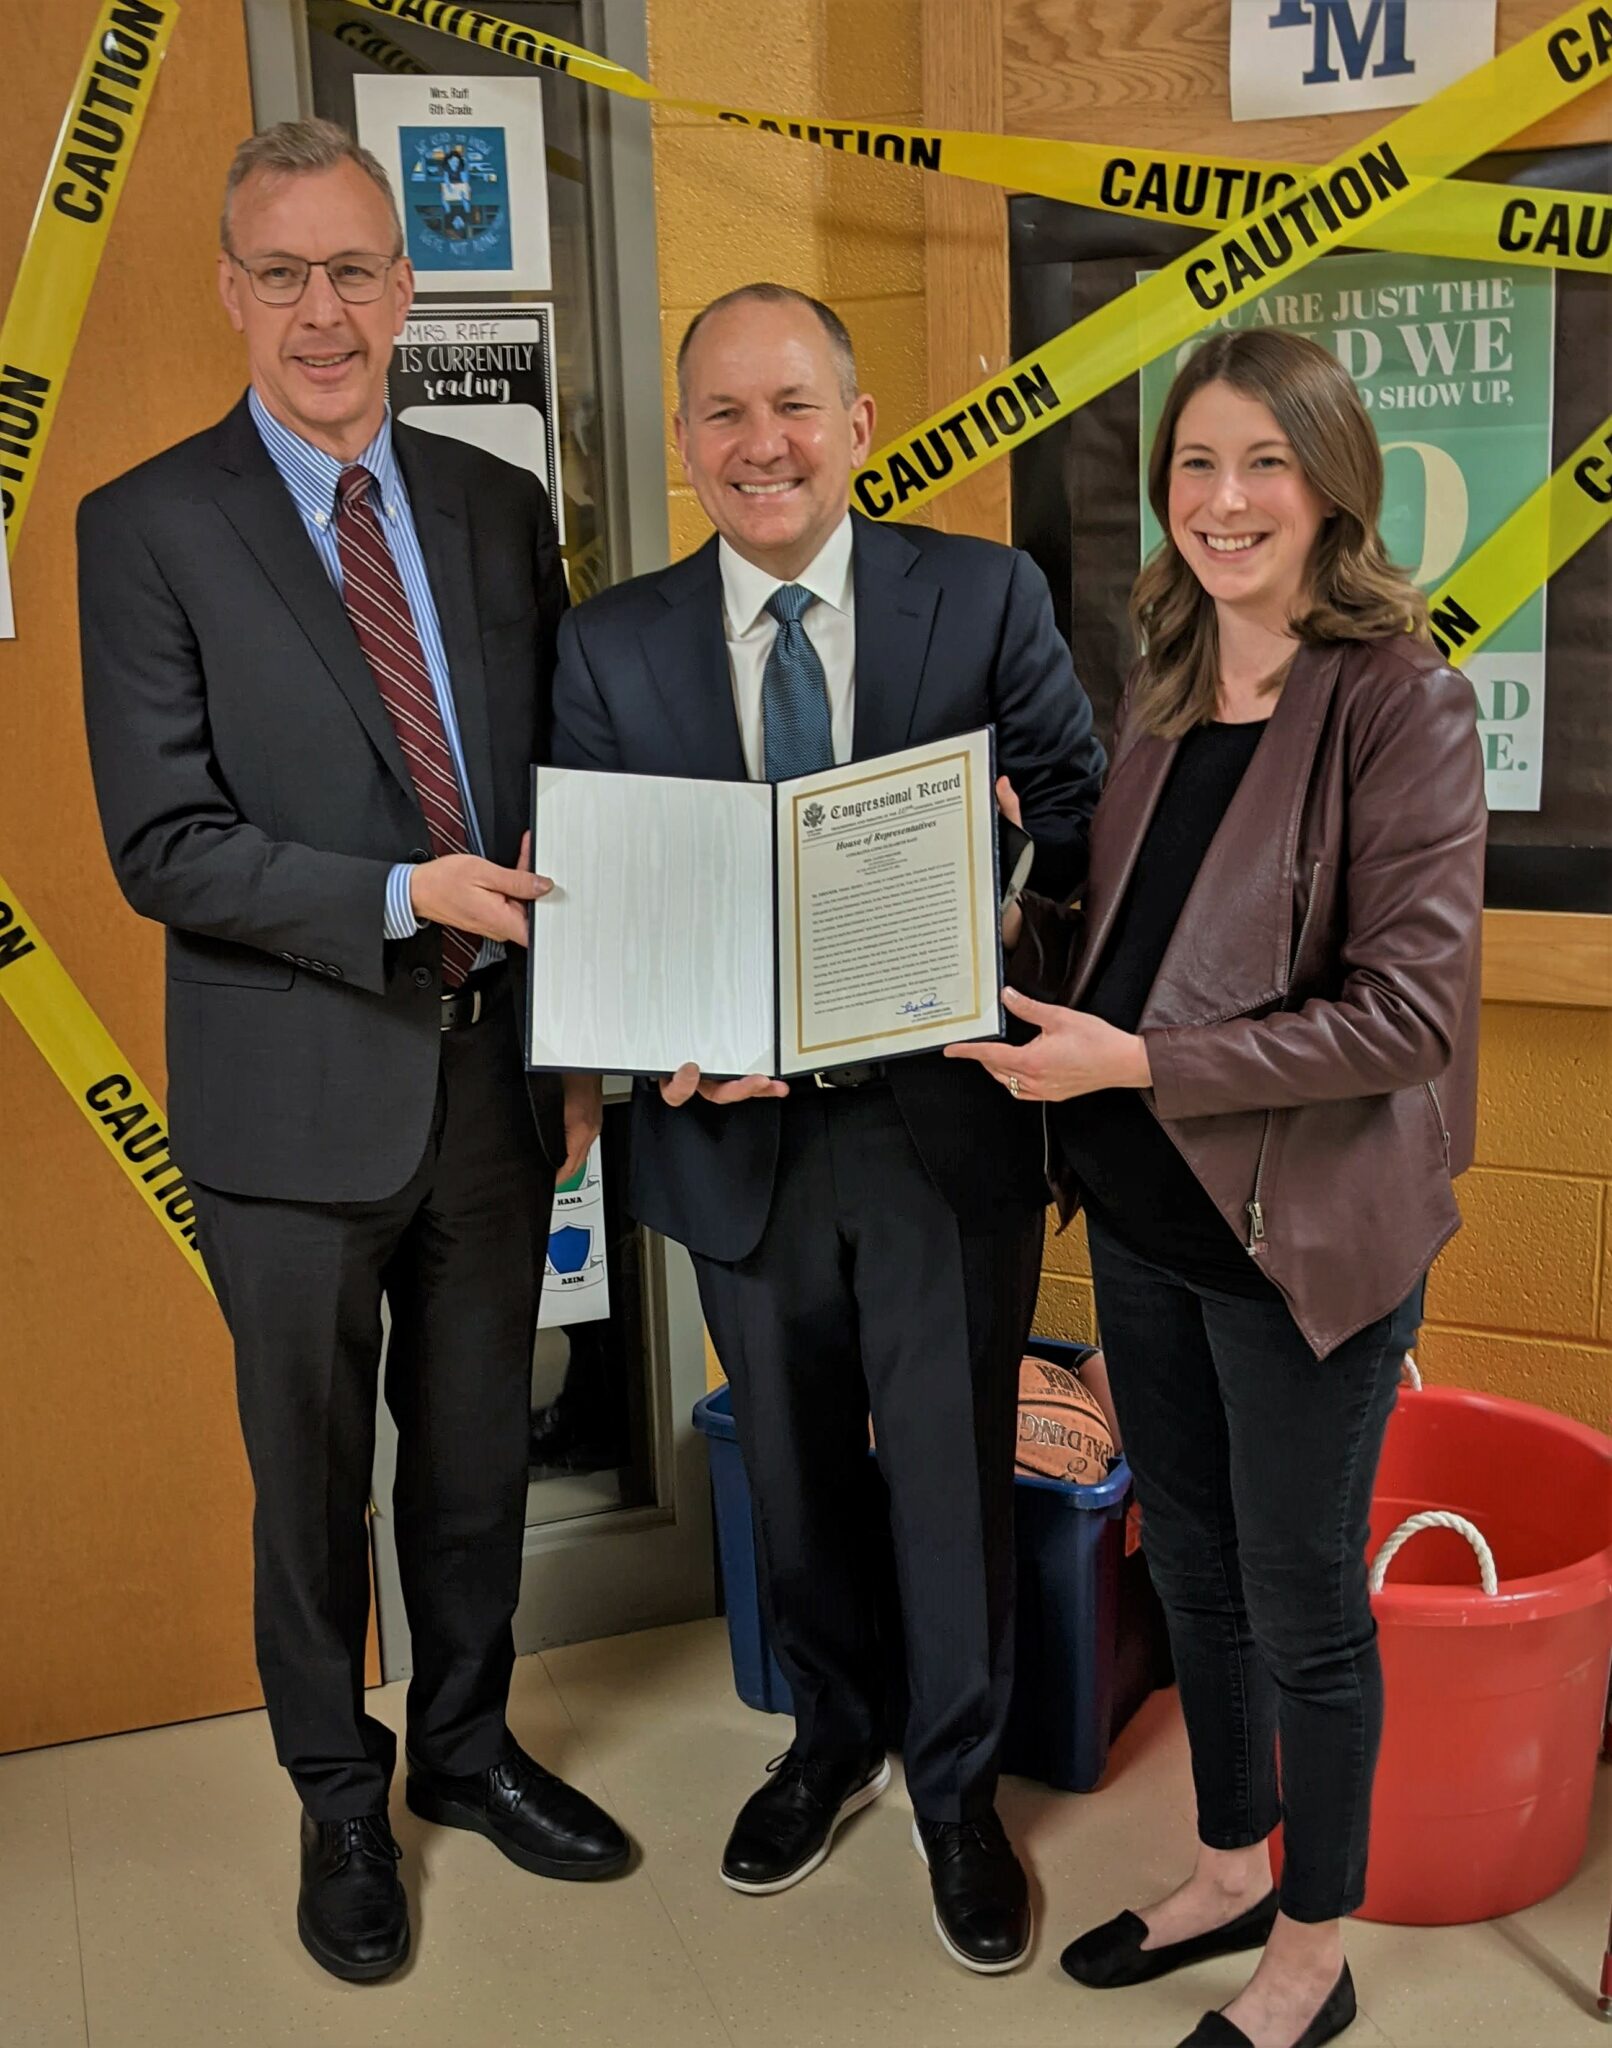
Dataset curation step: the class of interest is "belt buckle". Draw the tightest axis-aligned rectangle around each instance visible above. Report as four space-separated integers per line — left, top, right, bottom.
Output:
813 1069 837 1090
439 983 483 1032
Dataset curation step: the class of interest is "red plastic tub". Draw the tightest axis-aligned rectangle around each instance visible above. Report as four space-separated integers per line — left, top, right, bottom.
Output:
1349 1383 1612 1925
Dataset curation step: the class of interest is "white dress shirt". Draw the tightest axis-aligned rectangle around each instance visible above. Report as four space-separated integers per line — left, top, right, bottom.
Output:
718 513 856 780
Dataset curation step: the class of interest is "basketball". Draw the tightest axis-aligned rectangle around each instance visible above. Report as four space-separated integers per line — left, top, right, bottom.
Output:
1015 1354 1117 1485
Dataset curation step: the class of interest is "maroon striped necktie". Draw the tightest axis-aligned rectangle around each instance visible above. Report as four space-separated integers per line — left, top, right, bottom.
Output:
335 463 480 988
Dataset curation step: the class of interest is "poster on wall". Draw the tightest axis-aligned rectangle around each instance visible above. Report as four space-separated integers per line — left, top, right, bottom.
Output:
1229 0 1496 123
538 1139 609 1328
391 303 563 540
354 73 551 292
1138 251 1556 811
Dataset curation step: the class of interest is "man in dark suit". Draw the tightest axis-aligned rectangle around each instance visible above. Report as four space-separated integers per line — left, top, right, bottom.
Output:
552 284 1104 1973
78 120 628 1984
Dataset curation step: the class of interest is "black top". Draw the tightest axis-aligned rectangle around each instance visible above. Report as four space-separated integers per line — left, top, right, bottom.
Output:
1055 719 1277 1295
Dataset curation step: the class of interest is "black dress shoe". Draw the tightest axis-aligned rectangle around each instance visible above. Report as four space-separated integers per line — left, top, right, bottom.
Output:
911 1811 1031 1974
1178 1963 1357 2047
1061 1889 1279 1988
720 1747 890 1894
297 1811 409 1983
405 1742 630 1880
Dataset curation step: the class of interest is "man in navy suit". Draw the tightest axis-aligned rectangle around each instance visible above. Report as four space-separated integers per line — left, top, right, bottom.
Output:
552 284 1103 1973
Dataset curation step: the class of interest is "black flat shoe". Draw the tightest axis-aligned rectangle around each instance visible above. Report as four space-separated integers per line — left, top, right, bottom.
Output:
912 1811 1031 1975
721 1747 890 1894
406 1742 630 1880
1178 1963 1357 2047
1061 1889 1279 1988
297 1811 409 1983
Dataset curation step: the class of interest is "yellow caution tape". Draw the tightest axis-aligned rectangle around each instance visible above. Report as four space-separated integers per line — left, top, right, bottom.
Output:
0 873 212 1290
0 0 178 550
1052 147 1610 276
309 0 428 74
1428 409 1612 660
856 5 1612 522
341 0 1611 277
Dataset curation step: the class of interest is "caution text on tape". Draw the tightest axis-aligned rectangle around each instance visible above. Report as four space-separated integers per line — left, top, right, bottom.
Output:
0 0 179 547
1428 410 1612 660
0 876 211 1287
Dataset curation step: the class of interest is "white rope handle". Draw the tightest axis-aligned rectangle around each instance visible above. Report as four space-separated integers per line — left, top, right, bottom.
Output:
1369 1511 1499 1597
1399 1352 1423 1390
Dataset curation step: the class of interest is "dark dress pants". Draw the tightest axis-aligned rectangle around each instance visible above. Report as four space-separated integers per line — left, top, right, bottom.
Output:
1086 1216 1419 1922
191 985 554 1820
693 1083 1043 1822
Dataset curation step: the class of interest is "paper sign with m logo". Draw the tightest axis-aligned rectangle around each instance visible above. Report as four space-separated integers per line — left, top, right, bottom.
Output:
1230 0 1495 121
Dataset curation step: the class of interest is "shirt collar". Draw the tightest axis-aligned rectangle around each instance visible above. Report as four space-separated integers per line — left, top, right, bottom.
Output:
247 387 404 522
719 511 854 637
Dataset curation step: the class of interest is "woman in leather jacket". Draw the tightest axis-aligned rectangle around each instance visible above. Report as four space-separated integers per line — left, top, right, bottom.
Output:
949 329 1485 2048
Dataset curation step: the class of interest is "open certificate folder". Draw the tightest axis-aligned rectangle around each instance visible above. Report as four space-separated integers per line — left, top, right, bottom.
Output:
527 729 1005 1079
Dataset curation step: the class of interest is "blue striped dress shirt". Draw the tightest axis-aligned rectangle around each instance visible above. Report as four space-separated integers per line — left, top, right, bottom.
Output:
248 389 500 969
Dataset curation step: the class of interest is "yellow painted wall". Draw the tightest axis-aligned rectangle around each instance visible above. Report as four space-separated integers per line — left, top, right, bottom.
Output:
651 4 1610 1434
648 0 930 557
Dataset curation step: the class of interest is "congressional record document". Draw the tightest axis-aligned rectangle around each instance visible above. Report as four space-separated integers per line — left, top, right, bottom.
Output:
527 728 1004 1078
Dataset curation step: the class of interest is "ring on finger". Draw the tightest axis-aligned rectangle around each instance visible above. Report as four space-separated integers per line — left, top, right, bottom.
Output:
1007 1073 1021 1098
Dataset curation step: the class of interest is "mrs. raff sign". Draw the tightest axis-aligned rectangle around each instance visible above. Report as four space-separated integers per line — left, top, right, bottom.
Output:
1231 0 1498 122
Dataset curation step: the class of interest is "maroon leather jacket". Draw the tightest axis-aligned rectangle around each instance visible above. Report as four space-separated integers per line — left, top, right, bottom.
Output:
1016 634 1486 1358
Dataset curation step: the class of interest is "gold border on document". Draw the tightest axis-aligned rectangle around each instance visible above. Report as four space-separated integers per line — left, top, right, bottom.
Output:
788 745 984 1059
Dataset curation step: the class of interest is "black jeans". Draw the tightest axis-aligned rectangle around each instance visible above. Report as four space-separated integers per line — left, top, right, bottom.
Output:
1086 1216 1419 1923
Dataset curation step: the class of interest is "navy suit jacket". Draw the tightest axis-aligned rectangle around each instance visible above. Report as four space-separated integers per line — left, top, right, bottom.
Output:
551 512 1105 1263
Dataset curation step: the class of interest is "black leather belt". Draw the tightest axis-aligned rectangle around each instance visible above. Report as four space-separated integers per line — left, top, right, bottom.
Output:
440 962 505 1032
812 1062 887 1090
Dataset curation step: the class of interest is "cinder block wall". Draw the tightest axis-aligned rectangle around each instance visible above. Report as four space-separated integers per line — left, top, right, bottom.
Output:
648 0 931 556
650 4 1610 1433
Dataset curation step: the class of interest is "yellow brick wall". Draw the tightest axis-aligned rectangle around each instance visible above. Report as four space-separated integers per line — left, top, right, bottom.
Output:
648 6 1611 1433
647 0 929 558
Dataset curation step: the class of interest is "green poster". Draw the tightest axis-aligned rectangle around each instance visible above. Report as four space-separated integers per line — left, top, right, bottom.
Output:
1138 253 1555 811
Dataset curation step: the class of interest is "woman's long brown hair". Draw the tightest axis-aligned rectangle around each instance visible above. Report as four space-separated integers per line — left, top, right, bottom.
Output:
1130 328 1429 738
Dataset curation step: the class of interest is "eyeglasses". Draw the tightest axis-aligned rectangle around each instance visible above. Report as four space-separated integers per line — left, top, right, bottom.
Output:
228 250 401 306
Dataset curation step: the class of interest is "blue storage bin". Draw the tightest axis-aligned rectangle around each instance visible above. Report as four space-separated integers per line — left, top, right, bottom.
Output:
692 1337 1170 1793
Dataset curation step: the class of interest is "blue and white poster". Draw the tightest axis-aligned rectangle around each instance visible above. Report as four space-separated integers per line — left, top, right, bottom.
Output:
399 126 514 275
355 73 551 293
538 1140 609 1328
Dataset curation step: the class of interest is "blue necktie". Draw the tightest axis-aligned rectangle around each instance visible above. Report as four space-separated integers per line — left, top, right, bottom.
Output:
762 583 834 781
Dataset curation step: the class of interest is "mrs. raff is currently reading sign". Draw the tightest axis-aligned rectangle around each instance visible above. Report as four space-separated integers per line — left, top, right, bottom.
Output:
391 303 564 540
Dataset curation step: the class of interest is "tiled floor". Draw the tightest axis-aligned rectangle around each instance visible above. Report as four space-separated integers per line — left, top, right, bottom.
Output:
3 1618 1607 2048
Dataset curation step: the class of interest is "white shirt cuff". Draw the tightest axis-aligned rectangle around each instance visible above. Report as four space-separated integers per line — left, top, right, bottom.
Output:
384 861 425 940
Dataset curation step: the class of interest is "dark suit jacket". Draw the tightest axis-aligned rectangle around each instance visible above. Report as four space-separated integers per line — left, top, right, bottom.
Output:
550 512 1105 1263
78 394 566 1204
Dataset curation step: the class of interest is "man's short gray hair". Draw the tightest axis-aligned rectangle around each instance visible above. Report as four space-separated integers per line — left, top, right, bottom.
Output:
676 284 860 415
221 118 402 251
